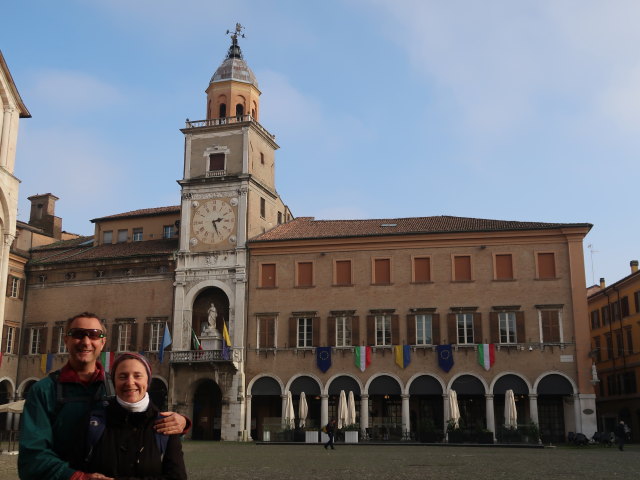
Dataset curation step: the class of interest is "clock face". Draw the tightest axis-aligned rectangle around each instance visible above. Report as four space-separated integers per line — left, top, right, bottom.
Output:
191 199 236 245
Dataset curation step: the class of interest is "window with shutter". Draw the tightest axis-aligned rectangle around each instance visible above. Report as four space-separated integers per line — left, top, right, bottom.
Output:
413 257 431 283
335 260 352 286
415 314 432 345
258 317 275 348
494 254 513 280
537 253 556 279
453 256 472 281
373 258 391 285
540 310 561 343
296 262 313 287
335 317 352 347
456 313 474 344
260 263 276 288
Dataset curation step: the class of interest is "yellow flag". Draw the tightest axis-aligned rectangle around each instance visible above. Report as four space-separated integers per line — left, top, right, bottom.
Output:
223 322 232 347
394 345 403 369
40 354 47 374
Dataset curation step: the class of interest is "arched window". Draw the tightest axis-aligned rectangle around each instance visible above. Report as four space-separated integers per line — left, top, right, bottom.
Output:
235 104 244 117
219 103 226 118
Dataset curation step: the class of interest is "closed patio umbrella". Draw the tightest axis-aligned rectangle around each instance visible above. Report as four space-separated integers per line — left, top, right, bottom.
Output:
284 390 295 429
0 400 24 413
298 392 308 428
504 389 517 428
449 390 460 429
337 390 348 429
347 391 357 426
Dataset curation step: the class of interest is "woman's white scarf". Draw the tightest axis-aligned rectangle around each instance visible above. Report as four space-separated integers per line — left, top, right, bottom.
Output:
117 392 150 412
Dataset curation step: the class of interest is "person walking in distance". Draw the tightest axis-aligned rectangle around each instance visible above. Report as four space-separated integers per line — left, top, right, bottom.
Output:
324 418 337 450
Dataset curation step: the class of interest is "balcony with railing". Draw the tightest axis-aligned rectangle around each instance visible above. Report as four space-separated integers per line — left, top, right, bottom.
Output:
184 115 275 140
170 348 240 364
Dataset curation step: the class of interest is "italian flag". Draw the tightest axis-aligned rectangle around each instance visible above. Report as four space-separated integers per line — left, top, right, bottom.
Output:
354 346 371 372
100 351 115 372
192 328 203 350
477 343 495 371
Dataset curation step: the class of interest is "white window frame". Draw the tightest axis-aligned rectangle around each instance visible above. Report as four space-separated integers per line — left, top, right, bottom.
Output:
416 314 432 345
29 328 41 355
163 225 173 239
9 277 19 298
117 229 128 243
297 317 313 348
133 228 143 242
117 323 131 352
56 326 68 353
499 312 517 344
336 316 352 347
5 326 15 354
456 313 474 345
149 323 163 351
375 315 391 346
537 309 564 343
103 230 113 244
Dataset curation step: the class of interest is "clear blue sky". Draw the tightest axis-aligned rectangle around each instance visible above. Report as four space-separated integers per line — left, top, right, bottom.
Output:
2 0 639 286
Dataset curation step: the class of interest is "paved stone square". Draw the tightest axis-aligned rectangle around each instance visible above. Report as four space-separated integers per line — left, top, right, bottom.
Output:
2 442 638 479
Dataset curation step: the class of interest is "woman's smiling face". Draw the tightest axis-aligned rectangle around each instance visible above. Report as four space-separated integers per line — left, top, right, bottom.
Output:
114 358 148 403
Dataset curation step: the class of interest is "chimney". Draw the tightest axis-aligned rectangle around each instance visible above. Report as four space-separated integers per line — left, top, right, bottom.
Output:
631 260 639 274
599 277 606 289
27 193 62 240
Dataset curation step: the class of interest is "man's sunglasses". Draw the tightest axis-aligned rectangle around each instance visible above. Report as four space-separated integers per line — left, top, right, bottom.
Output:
66 328 105 340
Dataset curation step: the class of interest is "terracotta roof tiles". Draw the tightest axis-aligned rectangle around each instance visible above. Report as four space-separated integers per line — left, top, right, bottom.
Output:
91 205 180 223
249 216 592 242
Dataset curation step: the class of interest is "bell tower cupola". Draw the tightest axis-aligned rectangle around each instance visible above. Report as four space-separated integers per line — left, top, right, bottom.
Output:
206 24 261 121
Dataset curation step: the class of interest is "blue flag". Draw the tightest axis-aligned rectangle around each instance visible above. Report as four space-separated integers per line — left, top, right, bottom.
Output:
436 344 454 372
159 323 172 363
316 347 332 373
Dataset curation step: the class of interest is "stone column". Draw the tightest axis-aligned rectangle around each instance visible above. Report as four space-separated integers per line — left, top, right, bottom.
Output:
573 394 582 434
245 394 252 441
485 394 496 442
443 393 450 438
360 394 369 431
321 394 328 427
401 394 410 435
281 394 287 427
0 106 15 167
529 394 539 425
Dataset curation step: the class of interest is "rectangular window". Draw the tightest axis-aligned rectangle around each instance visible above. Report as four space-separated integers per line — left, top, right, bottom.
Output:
163 225 173 239
297 318 313 348
593 336 602 362
149 323 163 351
277 212 282 224
375 315 391 346
635 290 640 313
260 197 266 218
415 314 432 345
9 277 19 298
612 301 620 322
29 328 41 355
615 330 624 357
335 260 352 286
103 230 113 244
117 323 132 352
413 257 431 283
209 153 225 171
494 254 513 280
336 317 352 347
4 326 16 354
117 229 128 243
456 313 474 344
55 326 67 353
296 262 313 287
453 255 472 281
499 312 517 344
258 317 276 348
133 228 143 242
626 327 634 355
373 258 391 285
601 305 610 326
605 333 613 360
590 310 600 329
537 252 556 279
540 310 561 343
260 263 276 288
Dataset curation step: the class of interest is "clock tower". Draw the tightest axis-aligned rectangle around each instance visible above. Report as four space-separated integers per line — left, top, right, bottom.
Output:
171 25 289 441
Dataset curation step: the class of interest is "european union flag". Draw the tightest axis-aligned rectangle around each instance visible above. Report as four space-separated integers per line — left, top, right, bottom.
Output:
316 347 332 373
436 344 454 372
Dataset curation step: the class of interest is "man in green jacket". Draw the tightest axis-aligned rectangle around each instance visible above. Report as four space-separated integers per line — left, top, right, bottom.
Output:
18 312 187 480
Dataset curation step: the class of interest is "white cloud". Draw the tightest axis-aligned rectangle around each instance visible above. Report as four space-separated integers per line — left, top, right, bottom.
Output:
28 69 124 114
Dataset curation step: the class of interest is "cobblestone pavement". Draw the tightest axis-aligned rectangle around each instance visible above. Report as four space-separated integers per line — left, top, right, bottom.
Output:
2 443 638 479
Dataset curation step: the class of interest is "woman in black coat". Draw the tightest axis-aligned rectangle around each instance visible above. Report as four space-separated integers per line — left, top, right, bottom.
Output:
78 353 187 480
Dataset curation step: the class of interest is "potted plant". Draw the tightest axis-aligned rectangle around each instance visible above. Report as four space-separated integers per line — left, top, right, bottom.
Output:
446 418 463 443
343 423 360 443
304 426 319 443
417 418 443 443
520 422 540 444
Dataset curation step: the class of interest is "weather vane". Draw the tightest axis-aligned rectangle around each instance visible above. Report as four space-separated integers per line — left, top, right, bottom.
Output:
226 23 246 42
